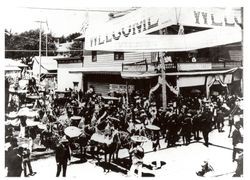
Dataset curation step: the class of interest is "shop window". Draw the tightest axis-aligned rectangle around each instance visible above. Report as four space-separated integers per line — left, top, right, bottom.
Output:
73 81 79 91
114 52 124 60
92 51 97 62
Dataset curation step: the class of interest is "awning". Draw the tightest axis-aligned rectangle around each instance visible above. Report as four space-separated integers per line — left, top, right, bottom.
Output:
165 67 239 76
5 58 28 67
69 66 122 75
121 71 158 79
5 66 21 71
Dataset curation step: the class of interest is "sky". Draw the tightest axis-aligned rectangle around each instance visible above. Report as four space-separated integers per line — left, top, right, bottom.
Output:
2 0 246 37
2 0 133 37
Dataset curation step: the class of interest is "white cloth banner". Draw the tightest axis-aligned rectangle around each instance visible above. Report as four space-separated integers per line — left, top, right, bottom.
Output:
85 7 242 51
85 27 242 52
158 76 179 95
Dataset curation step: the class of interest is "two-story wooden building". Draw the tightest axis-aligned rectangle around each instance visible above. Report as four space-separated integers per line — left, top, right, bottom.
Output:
56 7 243 100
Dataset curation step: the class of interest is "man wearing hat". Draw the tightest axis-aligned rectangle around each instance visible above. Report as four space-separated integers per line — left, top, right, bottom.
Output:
233 144 243 177
55 136 71 177
128 142 144 177
22 143 36 177
200 108 213 147
232 120 243 162
6 137 22 177
216 108 225 132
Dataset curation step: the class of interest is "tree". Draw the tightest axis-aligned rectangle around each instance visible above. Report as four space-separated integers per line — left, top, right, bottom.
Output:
66 32 83 57
5 29 57 69
69 41 83 57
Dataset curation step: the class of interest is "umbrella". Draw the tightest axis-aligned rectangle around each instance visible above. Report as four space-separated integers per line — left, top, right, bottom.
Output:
26 111 38 118
26 95 40 99
18 107 30 116
37 124 47 130
131 135 148 143
108 116 120 122
9 89 18 94
146 124 160 131
6 112 18 119
70 116 82 121
64 126 82 138
26 119 40 127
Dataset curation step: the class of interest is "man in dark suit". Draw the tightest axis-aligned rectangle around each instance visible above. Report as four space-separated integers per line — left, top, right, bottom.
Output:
200 108 213 147
55 136 71 177
6 142 23 177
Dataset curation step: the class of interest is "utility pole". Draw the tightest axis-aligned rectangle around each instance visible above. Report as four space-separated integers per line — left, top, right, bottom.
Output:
160 53 167 111
46 33 48 56
45 20 49 57
35 20 46 86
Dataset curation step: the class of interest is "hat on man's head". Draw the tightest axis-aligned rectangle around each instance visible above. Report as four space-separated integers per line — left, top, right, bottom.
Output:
151 102 156 106
60 136 69 143
187 113 192 117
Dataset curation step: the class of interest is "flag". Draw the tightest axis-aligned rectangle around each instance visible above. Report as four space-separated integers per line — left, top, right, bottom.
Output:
178 24 184 35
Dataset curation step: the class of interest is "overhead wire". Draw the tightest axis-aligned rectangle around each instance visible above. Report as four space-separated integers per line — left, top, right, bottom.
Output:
22 7 126 13
5 50 83 52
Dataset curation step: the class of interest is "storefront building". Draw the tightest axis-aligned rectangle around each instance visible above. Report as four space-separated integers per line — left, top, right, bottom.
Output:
65 7 242 103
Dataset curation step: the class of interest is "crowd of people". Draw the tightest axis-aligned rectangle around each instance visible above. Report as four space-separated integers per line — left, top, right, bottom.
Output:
5 76 244 177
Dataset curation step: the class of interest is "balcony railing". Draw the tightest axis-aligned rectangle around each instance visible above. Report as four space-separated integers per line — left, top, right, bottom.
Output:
122 60 242 73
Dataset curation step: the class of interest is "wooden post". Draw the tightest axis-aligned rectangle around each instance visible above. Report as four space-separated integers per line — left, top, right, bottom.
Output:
160 55 167 111
126 80 129 107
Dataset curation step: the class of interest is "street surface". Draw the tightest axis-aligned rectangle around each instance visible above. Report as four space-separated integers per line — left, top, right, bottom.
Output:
17 120 239 178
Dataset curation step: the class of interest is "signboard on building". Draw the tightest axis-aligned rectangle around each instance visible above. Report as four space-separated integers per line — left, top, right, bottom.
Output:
109 84 135 94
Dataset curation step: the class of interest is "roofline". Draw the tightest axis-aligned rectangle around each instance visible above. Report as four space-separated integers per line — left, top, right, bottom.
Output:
54 56 82 61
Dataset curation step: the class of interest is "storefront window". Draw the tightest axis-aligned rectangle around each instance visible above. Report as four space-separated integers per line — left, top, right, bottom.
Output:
114 52 124 60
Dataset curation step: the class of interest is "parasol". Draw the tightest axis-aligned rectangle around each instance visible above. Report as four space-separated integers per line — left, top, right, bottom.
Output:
26 95 41 99
9 89 18 94
108 116 120 122
17 89 28 94
6 112 18 119
70 116 82 121
26 119 40 127
102 96 119 101
26 103 34 108
26 111 38 118
18 107 30 116
64 126 82 138
146 124 160 131
135 119 142 124
37 124 47 130
91 133 106 143
131 135 148 143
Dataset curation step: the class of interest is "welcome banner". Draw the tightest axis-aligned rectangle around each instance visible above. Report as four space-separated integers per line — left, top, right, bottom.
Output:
85 27 242 52
85 7 242 51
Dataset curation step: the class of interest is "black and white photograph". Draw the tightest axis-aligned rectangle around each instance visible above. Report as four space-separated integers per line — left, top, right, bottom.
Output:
1 0 247 178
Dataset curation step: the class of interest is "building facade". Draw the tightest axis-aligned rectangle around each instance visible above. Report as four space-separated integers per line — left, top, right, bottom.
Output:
56 7 243 102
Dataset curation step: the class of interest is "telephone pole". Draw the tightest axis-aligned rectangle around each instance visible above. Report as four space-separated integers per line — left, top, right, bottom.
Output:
160 54 167 111
35 20 46 86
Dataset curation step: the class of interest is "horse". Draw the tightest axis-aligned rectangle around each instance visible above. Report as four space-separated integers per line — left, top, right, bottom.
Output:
69 125 96 161
114 131 133 160
89 130 120 173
